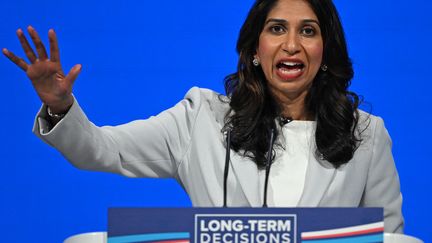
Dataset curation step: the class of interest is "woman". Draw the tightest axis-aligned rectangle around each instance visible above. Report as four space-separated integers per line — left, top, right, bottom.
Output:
3 0 403 233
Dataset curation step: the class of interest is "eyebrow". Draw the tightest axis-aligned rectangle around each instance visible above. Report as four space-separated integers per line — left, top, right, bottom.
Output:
265 18 320 26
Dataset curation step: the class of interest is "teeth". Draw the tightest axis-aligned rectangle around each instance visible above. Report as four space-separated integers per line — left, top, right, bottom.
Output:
280 68 301 74
282 61 302 66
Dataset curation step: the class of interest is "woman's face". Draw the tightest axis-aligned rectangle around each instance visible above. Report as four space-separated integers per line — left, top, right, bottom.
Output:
256 0 323 101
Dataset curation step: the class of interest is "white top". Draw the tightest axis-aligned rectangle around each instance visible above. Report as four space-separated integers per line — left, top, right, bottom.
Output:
260 121 315 207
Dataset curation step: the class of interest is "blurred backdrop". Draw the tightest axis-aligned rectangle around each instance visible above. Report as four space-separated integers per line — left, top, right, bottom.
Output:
0 0 430 242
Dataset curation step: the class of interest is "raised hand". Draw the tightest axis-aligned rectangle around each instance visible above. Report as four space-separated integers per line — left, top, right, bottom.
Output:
3 26 81 114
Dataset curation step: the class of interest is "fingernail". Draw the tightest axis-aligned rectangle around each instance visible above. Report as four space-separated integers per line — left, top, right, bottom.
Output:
2 48 8 55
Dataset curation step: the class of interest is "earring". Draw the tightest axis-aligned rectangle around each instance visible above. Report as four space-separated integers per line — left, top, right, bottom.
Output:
321 64 328 72
253 57 260 66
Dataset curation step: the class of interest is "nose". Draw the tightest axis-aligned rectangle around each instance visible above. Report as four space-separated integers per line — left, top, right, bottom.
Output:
282 33 301 55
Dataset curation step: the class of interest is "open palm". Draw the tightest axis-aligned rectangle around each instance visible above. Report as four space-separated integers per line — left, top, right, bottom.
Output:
3 26 81 113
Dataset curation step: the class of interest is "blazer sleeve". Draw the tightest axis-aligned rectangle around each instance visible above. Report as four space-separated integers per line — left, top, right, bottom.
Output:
32 87 204 178
361 117 404 233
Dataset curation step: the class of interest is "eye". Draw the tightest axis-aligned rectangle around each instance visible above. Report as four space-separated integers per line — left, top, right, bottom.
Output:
269 25 286 34
301 26 316 36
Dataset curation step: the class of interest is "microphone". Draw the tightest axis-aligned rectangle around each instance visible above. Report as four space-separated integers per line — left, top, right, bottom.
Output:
262 128 275 208
222 128 276 208
223 129 231 207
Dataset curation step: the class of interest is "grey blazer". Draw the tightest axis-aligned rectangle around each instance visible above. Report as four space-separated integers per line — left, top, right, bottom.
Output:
33 87 403 233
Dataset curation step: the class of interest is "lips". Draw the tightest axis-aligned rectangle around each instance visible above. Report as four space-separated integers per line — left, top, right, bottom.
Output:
275 59 305 80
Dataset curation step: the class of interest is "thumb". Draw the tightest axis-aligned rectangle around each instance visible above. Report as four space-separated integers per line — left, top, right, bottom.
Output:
65 64 82 86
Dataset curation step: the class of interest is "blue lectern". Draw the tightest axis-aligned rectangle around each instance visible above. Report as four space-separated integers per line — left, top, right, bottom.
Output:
108 207 383 243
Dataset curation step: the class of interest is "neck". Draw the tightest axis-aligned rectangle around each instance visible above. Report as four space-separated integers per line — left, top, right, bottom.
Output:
271 89 313 121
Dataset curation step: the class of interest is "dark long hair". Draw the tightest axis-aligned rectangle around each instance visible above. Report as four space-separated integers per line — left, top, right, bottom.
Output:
224 0 361 168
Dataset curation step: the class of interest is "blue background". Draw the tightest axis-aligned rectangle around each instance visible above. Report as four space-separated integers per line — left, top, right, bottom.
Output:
0 0 430 242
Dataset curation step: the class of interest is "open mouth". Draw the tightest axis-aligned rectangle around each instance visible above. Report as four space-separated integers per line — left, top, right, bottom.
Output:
276 61 305 73
275 61 305 80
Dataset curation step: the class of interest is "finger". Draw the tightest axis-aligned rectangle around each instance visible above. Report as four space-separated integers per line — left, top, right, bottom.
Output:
27 26 48 61
48 29 60 63
16 28 37 63
64 64 82 86
2 48 29 71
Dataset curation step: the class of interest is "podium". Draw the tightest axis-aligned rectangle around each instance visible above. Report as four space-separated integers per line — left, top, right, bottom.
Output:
108 207 383 243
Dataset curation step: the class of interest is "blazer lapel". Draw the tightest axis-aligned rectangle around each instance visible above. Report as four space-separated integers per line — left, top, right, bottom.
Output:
298 154 336 206
230 152 261 207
